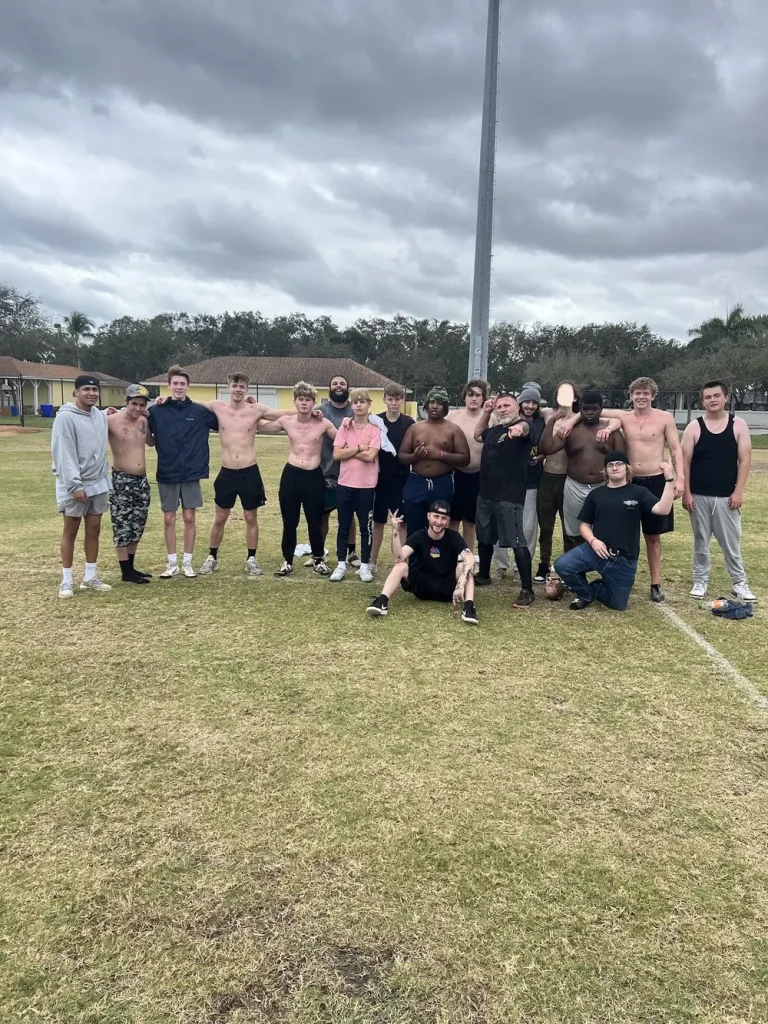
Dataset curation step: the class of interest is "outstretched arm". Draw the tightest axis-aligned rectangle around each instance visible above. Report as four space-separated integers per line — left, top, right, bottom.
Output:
257 416 288 435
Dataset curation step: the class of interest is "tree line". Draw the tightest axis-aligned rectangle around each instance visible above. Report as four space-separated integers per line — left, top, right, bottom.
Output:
2 281 767 406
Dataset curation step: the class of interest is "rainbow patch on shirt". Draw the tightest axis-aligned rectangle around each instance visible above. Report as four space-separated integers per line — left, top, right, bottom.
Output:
430 546 441 558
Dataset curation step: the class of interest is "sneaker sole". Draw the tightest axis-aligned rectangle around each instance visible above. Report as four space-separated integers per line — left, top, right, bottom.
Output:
366 607 388 617
732 592 757 603
460 615 478 625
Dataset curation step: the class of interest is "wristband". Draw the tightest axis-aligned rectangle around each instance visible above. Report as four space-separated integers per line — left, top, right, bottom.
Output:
664 477 674 482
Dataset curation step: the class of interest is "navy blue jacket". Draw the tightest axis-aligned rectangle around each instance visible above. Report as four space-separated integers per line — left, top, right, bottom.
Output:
148 399 218 483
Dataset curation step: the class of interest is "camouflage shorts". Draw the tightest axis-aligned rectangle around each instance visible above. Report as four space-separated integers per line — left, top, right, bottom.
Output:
110 471 150 547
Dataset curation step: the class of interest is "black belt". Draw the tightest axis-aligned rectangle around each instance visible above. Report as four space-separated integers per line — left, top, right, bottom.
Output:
607 548 630 558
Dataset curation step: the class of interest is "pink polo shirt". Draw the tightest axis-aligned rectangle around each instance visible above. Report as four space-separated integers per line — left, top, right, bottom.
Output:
335 420 381 488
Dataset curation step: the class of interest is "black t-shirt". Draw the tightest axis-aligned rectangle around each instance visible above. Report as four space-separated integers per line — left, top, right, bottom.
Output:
525 416 547 489
406 528 468 580
376 412 415 481
479 424 530 504
577 483 659 560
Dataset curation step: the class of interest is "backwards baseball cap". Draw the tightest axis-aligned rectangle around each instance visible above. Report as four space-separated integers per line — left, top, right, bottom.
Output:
126 384 149 400
604 450 630 466
74 374 100 389
429 499 451 516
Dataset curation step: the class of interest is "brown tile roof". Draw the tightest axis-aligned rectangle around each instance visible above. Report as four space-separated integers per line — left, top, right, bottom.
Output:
0 356 129 387
143 357 402 389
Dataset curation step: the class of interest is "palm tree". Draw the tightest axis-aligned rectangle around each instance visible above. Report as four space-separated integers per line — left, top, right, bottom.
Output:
63 311 95 368
687 304 748 354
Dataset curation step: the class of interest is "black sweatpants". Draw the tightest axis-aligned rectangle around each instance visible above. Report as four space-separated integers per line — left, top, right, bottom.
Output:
336 485 374 563
279 464 325 563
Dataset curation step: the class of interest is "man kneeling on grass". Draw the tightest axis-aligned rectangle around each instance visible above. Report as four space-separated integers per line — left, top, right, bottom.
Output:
366 500 478 624
554 452 677 611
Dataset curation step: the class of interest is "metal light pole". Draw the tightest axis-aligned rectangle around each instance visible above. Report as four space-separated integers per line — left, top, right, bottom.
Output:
467 0 501 383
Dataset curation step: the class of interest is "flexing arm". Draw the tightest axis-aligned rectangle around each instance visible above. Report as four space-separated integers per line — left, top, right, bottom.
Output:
680 422 698 511
730 420 752 509
663 415 685 497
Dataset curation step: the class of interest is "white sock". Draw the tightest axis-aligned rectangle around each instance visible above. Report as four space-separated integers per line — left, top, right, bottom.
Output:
168 553 178 566
361 563 370 570
183 552 193 565
84 562 97 581
337 560 347 569
62 567 73 586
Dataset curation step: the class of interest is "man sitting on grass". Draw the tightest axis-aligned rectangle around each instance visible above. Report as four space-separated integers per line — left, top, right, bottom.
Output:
366 500 478 624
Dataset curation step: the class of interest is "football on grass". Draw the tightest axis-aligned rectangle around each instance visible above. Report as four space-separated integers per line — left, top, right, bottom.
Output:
545 578 565 601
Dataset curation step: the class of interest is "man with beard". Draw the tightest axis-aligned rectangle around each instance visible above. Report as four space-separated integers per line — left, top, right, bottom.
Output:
366 500 478 624
107 384 155 584
446 378 487 553
539 390 622 547
314 374 358 566
398 387 470 535
472 393 535 607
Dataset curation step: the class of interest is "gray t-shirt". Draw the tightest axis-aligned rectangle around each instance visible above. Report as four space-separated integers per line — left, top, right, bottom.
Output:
321 399 352 481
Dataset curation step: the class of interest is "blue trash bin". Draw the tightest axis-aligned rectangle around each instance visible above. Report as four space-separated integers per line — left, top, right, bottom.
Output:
41 404 54 418
11 405 18 417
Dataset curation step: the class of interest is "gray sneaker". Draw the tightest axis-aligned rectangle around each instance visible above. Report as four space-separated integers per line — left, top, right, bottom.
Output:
79 577 112 592
198 555 218 575
59 581 74 599
245 556 263 577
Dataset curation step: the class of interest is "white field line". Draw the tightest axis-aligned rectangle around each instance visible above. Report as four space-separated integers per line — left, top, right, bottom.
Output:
656 603 768 713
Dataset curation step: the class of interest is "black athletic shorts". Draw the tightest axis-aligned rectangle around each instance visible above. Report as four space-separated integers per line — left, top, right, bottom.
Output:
214 464 266 511
373 478 406 524
451 470 480 524
634 474 674 536
402 567 455 602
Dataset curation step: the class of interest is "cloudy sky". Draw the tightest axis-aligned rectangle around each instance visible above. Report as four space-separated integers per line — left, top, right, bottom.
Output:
1 0 766 339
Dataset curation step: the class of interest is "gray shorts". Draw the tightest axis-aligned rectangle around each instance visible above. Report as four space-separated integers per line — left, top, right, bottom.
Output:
158 481 204 512
58 491 110 518
563 476 604 537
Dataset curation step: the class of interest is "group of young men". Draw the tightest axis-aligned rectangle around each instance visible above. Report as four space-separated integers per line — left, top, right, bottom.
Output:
51 368 756 623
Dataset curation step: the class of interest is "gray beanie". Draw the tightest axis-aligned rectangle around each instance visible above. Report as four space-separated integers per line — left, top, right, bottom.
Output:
518 384 542 404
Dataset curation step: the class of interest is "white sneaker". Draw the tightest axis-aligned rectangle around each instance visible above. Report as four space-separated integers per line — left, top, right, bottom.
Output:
159 564 180 579
358 563 374 583
689 581 707 599
59 582 74 599
79 577 112 592
198 555 218 575
245 556 263 576
731 582 757 603
181 563 197 578
329 564 347 582
275 560 294 577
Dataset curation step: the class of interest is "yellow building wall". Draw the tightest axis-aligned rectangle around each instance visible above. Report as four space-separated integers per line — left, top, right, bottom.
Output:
99 386 126 408
149 383 417 417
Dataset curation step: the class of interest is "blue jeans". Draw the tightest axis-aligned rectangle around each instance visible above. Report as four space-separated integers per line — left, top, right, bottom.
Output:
554 544 637 610
336 485 374 562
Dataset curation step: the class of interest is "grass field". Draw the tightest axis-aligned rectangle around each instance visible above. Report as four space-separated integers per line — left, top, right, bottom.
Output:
1 429 767 1024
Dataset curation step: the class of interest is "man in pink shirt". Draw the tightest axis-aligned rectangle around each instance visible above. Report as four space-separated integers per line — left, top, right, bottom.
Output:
330 389 381 582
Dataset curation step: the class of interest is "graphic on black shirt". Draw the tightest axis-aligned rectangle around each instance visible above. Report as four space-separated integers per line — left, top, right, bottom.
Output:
479 424 530 504
577 483 659 559
406 528 469 579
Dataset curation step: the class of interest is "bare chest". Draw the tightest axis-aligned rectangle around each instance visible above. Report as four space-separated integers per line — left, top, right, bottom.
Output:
218 408 257 438
623 413 665 450
414 422 454 448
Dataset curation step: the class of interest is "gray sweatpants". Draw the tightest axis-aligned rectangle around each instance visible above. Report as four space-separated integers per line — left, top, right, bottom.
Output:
689 494 748 587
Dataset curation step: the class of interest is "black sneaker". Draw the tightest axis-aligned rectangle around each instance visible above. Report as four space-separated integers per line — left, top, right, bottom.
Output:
569 597 592 611
366 595 389 617
274 560 294 577
474 575 493 586
533 562 549 583
461 601 478 625
513 588 535 607
650 584 665 603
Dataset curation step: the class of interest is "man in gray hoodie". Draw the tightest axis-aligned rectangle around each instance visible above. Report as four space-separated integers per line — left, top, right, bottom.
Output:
51 374 112 598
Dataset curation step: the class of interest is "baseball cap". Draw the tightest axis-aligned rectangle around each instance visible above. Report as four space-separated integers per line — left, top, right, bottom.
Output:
126 384 149 400
74 374 100 389
429 499 451 516
604 450 630 466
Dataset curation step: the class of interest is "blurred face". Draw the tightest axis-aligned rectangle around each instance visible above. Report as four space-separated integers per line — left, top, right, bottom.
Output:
385 394 403 415
581 403 601 425
352 397 371 417
330 376 349 403
701 386 727 413
169 375 189 400
605 460 628 483
125 397 147 419
74 384 100 408
426 400 446 421
521 400 539 418
464 386 484 411
630 387 654 410
427 510 450 535
294 395 315 415
495 396 518 422
228 379 248 402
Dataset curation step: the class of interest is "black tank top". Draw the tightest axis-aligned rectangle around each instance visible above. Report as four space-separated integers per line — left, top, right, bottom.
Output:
689 415 738 497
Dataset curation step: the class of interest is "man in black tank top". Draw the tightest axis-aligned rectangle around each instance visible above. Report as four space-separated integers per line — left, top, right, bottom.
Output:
681 381 755 602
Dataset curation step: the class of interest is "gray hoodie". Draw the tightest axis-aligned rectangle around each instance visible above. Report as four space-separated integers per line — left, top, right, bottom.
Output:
51 403 110 500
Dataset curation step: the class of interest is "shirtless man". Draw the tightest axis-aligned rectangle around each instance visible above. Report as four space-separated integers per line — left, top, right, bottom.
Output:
187 372 298 577
554 377 684 602
108 385 155 583
258 381 338 577
446 378 487 552
398 386 471 535
539 389 622 546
